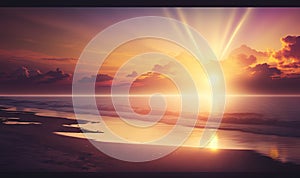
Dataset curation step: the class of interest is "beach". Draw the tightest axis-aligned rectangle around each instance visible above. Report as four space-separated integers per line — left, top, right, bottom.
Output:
0 106 299 172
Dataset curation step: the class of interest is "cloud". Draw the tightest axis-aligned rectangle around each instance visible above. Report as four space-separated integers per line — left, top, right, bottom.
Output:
96 74 113 82
247 63 281 80
152 62 177 75
132 72 166 87
79 74 113 83
126 71 138 78
130 72 178 94
87 72 176 94
79 74 113 87
227 62 300 94
223 45 266 69
0 66 71 84
223 36 300 94
0 65 72 85
38 68 71 84
271 35 300 77
274 35 300 60
8 66 43 80
79 62 181 93
0 66 72 94
237 54 257 67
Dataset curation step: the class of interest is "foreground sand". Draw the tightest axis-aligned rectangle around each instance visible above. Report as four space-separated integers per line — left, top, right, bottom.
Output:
0 107 299 172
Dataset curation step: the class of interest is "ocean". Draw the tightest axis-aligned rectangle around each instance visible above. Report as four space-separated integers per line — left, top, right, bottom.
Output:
0 95 299 164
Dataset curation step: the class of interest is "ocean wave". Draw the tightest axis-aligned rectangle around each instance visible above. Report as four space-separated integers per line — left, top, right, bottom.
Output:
1 96 300 137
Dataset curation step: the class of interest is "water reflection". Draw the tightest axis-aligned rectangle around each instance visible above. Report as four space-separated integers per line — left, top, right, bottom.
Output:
1 96 300 165
269 146 279 160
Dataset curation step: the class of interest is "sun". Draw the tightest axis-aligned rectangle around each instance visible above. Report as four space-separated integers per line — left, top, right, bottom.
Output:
207 134 219 151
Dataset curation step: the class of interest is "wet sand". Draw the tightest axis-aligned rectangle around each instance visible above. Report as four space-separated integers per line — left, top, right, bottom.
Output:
0 107 299 172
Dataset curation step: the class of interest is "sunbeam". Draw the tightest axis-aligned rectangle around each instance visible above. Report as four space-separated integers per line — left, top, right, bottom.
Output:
219 8 252 61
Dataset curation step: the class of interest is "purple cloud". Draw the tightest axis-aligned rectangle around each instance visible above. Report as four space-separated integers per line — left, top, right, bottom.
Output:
126 71 138 78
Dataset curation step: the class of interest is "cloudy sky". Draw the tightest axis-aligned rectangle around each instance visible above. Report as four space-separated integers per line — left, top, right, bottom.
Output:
0 8 300 95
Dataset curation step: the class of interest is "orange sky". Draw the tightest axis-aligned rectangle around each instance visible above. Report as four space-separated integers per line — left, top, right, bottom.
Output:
0 8 300 94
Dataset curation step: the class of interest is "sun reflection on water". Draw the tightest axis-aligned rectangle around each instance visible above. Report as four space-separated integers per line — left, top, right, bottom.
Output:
269 146 279 160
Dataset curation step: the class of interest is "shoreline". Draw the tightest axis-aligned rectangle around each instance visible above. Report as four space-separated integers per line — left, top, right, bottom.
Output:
0 107 300 172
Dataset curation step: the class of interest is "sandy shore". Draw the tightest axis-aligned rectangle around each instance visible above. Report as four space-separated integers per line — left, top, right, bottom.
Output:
0 106 299 172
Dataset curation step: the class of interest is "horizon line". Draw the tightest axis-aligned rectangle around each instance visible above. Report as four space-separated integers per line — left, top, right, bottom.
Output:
1 94 300 97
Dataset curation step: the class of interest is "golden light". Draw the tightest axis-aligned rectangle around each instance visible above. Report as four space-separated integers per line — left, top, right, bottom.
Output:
219 8 252 60
207 134 219 151
172 8 252 61
269 146 279 160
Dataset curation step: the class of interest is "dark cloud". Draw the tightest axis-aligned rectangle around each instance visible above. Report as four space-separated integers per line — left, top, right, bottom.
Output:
285 73 300 79
0 66 72 94
233 60 300 94
126 71 138 78
247 63 281 79
78 73 114 88
11 66 43 79
224 40 300 94
79 74 113 83
38 68 71 84
274 35 300 60
0 66 72 84
272 35 300 74
96 74 113 83
280 62 300 69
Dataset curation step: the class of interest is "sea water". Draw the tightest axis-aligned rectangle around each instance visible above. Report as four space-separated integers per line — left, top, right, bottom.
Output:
0 95 299 164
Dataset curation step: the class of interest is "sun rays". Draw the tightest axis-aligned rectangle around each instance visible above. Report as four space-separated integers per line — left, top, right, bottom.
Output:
219 8 252 61
162 8 253 61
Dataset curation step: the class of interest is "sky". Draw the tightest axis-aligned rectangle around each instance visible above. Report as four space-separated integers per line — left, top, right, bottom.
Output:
0 8 300 95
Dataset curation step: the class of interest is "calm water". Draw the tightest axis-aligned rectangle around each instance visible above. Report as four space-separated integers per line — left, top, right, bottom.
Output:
0 95 300 164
